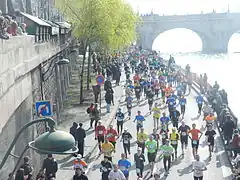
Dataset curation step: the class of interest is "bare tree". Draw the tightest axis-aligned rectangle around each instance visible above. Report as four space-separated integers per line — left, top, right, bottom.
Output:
17 0 25 12
0 0 14 14
0 0 7 14
7 0 15 14
26 0 32 14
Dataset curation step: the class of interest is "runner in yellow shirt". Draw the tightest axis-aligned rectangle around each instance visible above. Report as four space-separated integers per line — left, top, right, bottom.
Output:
152 103 161 129
101 138 114 162
169 128 179 160
137 128 148 154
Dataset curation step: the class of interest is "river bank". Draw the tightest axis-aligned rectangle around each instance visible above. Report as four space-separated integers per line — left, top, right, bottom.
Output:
160 52 240 121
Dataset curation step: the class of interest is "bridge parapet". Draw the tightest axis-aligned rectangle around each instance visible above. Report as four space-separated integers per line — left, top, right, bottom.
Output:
140 12 240 21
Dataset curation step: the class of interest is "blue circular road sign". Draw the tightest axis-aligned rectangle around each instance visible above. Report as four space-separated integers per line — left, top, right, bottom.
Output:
96 74 105 85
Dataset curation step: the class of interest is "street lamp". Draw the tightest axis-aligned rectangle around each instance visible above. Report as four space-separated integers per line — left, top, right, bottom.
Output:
57 57 70 65
0 117 78 179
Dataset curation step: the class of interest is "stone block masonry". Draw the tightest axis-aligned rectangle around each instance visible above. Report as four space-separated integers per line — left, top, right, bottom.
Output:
0 35 64 179
0 36 61 133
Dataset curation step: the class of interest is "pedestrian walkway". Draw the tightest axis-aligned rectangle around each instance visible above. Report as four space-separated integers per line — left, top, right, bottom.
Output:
82 88 233 180
55 76 126 178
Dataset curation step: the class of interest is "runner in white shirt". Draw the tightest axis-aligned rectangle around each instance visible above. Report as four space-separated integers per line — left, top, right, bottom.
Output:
192 155 207 180
108 164 126 180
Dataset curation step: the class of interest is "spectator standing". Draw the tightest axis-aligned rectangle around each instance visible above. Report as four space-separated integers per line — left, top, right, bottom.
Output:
92 104 101 129
87 103 95 128
223 116 235 145
70 122 78 142
19 156 33 180
42 154 58 180
105 90 113 113
15 168 26 180
76 123 86 157
0 16 9 39
231 130 240 158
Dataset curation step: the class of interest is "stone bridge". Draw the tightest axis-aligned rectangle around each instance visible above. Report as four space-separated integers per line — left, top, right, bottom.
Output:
136 12 240 53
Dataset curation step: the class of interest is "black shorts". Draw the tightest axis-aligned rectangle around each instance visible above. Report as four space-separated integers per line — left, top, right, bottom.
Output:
117 121 123 126
207 139 214 146
104 156 112 162
97 136 104 143
171 144 178 150
147 152 156 163
191 140 199 149
180 136 188 144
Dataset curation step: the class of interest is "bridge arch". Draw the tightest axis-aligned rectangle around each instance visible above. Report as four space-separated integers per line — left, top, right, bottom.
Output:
137 22 211 53
228 30 240 53
152 28 203 52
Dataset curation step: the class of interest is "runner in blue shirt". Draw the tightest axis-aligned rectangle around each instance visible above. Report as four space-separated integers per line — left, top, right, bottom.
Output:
176 84 183 97
196 94 204 115
134 111 145 133
126 96 133 118
160 112 170 129
166 96 176 114
179 95 187 117
118 153 131 180
170 92 178 100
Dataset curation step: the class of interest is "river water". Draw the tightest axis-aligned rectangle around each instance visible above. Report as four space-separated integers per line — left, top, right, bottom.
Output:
152 30 240 120
127 0 240 119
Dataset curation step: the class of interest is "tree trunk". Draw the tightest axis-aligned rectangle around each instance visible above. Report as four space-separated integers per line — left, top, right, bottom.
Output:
0 0 7 14
26 0 32 14
7 0 15 14
15 0 25 12
79 42 87 104
86 45 91 90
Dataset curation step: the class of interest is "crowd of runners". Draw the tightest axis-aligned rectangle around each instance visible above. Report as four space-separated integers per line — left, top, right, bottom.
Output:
75 47 222 180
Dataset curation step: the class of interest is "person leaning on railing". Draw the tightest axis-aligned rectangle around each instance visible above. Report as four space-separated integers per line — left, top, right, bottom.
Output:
0 16 9 39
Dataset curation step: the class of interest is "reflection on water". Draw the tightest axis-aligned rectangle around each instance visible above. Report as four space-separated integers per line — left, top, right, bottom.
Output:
153 32 240 119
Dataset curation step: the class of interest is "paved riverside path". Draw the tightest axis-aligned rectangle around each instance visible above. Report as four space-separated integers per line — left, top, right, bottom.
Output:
56 75 126 178
83 90 233 180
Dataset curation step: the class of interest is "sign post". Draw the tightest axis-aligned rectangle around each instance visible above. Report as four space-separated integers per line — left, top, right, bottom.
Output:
96 75 105 114
35 100 53 134
35 100 53 117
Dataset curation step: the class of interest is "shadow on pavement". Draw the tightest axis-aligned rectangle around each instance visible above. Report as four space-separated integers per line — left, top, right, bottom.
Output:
203 156 211 165
91 164 101 171
86 129 94 136
171 156 183 166
100 111 108 117
60 160 73 169
177 164 192 176
191 114 201 120
57 155 73 164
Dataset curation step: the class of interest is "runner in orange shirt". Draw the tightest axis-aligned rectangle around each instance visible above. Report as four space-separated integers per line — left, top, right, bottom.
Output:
204 113 216 128
73 154 88 170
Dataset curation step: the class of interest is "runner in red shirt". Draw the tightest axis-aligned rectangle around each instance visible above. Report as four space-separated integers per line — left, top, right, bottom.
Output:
188 123 203 157
106 125 118 149
133 73 140 82
95 121 106 154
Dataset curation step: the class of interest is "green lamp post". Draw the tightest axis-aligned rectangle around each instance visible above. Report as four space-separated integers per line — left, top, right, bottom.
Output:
0 117 78 179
